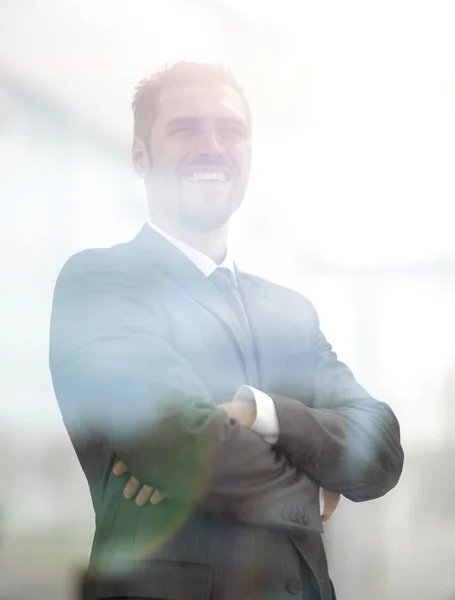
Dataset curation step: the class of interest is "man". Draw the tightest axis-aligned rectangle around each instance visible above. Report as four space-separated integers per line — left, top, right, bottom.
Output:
49 62 403 600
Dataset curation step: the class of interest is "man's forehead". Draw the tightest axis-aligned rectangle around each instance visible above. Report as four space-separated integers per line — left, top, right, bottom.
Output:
156 84 248 124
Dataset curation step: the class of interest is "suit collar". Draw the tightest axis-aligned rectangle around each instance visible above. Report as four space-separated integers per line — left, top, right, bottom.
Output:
146 221 237 283
132 224 257 383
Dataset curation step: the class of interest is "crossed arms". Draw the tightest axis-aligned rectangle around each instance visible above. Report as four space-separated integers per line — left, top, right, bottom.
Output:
49 251 404 534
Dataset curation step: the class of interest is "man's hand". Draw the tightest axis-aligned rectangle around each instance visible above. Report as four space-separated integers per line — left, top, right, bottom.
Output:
111 401 254 507
112 459 164 506
112 402 340 517
218 400 256 428
112 460 340 522
113 456 341 521
321 490 340 522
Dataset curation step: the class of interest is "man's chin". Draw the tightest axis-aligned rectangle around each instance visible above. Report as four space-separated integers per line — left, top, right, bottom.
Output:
176 195 238 233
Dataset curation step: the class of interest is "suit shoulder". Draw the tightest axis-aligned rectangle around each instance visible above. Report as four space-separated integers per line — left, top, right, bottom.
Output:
53 243 139 303
57 241 134 279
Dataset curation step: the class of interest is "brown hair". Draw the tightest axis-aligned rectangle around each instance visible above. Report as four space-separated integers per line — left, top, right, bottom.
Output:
132 61 252 141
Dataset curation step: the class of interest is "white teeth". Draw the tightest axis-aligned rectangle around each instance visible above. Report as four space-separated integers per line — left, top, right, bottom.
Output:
186 171 228 182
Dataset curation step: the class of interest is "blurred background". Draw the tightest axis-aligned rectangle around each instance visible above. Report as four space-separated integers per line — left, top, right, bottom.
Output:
1 0 455 598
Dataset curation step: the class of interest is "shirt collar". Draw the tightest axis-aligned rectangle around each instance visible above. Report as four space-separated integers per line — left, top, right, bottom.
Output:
148 221 237 283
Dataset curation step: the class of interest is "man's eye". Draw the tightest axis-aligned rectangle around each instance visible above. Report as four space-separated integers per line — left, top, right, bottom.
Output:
220 126 244 138
172 126 194 135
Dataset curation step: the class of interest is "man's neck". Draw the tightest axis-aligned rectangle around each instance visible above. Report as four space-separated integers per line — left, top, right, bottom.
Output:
149 214 229 265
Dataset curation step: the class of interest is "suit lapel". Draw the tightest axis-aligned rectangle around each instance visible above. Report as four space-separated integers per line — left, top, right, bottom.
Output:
132 225 257 383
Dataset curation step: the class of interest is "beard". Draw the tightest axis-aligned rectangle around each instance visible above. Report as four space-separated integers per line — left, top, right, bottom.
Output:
148 172 243 234
176 193 236 233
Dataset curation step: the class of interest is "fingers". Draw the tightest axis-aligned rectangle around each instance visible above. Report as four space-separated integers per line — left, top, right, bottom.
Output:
123 476 140 499
116 462 164 506
122 477 164 506
135 484 154 506
150 489 163 505
113 460 126 476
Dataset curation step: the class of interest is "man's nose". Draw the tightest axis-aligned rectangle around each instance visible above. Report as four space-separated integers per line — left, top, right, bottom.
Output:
196 129 224 156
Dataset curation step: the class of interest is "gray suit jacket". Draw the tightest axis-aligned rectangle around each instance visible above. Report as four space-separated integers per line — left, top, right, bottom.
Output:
49 224 404 600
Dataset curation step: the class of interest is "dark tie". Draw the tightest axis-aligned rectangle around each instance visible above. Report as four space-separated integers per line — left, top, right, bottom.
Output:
208 268 251 335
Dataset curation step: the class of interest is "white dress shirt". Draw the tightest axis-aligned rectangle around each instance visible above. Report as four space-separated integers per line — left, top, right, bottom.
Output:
147 222 324 515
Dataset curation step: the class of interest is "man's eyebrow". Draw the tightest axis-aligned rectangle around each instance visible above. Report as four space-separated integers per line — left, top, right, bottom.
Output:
166 116 247 128
166 117 199 127
216 117 247 128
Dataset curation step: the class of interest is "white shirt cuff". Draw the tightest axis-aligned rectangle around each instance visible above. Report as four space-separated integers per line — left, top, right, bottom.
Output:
233 385 279 444
319 487 325 516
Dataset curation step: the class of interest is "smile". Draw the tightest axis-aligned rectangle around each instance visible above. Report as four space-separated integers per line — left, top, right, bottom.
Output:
184 171 231 183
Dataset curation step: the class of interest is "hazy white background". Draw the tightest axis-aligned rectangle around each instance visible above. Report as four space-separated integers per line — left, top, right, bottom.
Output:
1 1 454 599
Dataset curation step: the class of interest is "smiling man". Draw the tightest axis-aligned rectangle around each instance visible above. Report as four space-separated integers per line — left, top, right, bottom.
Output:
49 62 403 600
143 84 250 234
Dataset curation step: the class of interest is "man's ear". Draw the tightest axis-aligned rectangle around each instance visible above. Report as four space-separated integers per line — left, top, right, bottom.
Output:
132 137 152 178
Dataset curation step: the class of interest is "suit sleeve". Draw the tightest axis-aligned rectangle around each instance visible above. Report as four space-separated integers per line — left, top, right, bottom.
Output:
271 304 404 503
49 251 321 533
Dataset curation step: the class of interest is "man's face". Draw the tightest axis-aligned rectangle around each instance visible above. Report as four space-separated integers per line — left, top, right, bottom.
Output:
140 84 252 233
